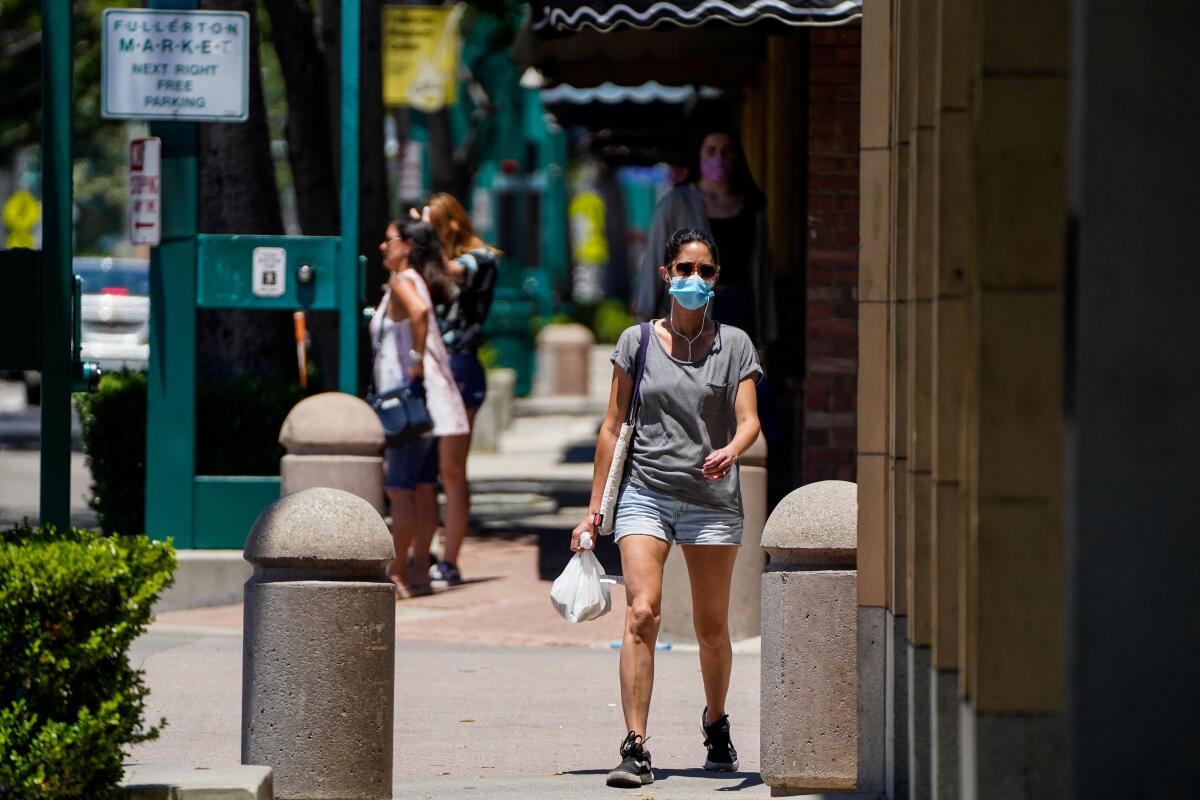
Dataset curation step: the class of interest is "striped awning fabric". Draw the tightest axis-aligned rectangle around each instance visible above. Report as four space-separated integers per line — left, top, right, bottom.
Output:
531 0 862 34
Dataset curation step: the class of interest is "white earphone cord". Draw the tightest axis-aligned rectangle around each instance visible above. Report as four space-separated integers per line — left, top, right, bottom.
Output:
668 300 710 362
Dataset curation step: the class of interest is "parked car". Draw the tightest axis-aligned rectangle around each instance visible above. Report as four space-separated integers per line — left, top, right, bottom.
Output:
75 257 150 374
4 258 149 406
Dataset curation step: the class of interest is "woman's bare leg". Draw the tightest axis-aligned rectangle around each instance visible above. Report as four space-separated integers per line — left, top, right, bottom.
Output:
387 488 417 591
438 407 476 566
409 483 438 588
681 545 739 721
617 535 671 737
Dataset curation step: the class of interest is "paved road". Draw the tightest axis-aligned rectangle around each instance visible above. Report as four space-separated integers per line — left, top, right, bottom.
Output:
128 630 771 800
0 378 94 528
0 450 97 528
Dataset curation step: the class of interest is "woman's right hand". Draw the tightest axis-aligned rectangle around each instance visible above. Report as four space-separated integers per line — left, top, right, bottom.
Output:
407 359 425 382
571 514 597 552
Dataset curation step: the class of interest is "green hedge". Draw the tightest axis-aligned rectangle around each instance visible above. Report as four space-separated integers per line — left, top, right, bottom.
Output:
0 524 176 799
76 372 308 536
74 372 147 538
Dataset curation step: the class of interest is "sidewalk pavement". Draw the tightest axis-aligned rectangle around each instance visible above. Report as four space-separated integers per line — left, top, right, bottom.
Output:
134 532 771 800
466 344 613 502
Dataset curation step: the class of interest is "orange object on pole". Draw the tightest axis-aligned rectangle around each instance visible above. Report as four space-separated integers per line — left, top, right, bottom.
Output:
293 311 308 389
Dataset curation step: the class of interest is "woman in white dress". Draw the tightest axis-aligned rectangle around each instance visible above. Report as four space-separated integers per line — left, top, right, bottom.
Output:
371 220 469 597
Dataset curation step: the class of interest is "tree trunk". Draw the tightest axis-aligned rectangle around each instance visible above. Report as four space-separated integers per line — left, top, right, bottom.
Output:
262 0 339 236
196 0 294 386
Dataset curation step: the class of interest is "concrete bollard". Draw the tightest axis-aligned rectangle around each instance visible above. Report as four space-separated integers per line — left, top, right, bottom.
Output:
470 367 518 453
760 480 858 794
489 367 517 431
241 488 396 800
534 323 594 397
279 392 385 514
659 434 767 643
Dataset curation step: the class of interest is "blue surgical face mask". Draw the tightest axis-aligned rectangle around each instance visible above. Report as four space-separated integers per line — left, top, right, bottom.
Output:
668 275 714 311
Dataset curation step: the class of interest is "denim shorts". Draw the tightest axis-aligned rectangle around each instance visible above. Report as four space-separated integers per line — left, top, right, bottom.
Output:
449 351 487 411
384 437 439 490
613 480 743 546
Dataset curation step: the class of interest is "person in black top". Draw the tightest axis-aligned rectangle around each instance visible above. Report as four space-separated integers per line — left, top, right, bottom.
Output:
633 124 776 349
425 193 500 585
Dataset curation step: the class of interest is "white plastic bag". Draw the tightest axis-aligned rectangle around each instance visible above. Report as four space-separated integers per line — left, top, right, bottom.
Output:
550 534 612 623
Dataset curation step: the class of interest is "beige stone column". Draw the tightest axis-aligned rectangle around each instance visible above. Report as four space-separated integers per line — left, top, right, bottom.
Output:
856 0 893 793
884 1 913 795
901 0 939 794
928 0 977 795
887 0 911 627
959 0 1069 796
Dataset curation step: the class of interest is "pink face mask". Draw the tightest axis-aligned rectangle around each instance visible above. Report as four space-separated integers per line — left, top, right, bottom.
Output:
700 155 734 183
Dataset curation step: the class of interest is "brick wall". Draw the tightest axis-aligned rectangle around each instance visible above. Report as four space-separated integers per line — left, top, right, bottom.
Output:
803 25 861 484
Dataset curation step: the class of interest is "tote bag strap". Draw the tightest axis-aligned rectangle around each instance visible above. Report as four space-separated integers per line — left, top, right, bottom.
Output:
626 322 651 424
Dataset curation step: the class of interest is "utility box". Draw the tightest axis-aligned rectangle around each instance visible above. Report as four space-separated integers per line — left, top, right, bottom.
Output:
197 234 342 310
0 249 42 370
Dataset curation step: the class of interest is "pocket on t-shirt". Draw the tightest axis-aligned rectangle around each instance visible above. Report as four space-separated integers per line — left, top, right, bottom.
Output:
700 382 732 416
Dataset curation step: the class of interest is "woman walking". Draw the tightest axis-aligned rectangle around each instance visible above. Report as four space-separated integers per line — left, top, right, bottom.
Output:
424 193 500 585
572 228 762 787
371 220 468 598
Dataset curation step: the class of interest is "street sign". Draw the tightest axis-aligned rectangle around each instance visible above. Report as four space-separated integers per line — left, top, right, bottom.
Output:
101 9 250 122
130 138 162 246
252 247 286 298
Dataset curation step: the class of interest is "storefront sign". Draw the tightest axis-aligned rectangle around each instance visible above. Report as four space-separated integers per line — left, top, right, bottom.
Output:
382 4 463 111
129 138 162 246
102 8 249 121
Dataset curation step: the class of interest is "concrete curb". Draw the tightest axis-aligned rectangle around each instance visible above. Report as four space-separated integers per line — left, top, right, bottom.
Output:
121 764 272 800
155 551 251 613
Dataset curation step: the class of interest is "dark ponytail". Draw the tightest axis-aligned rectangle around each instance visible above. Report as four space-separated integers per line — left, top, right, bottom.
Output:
398 220 455 306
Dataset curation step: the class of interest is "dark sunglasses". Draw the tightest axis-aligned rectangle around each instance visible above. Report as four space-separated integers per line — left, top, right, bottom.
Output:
670 261 720 280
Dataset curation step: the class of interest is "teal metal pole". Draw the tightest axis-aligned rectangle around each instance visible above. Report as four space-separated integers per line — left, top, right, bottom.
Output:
143 125 197 545
39 0 72 528
338 0 361 393
144 0 198 544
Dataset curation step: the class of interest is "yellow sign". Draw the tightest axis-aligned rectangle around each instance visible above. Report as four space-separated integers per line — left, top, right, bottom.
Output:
2 189 41 249
569 191 608 265
382 4 463 111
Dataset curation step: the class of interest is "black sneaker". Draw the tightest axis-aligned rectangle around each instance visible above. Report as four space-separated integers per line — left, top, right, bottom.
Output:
701 708 739 771
428 560 462 586
606 731 654 787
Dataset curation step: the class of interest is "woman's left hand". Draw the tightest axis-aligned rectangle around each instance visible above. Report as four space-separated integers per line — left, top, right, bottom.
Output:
702 447 737 480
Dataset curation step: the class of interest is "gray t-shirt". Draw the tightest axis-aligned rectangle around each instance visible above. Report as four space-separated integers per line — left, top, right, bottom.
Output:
611 322 762 514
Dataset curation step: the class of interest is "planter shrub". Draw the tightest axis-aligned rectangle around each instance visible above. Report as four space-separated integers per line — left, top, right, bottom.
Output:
0 523 176 799
75 371 147 537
